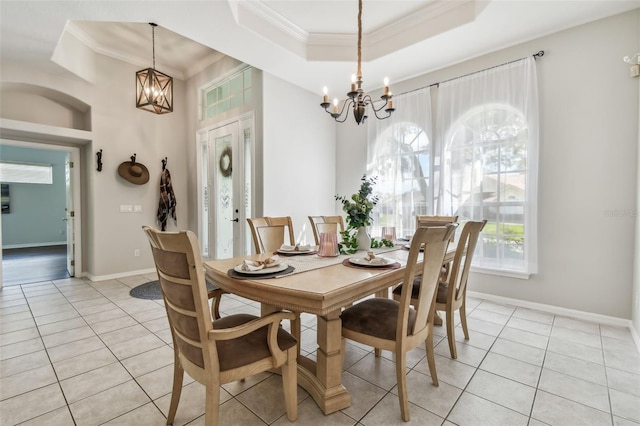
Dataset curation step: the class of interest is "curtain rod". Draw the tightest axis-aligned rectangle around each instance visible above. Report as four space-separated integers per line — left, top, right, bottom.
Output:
395 50 545 97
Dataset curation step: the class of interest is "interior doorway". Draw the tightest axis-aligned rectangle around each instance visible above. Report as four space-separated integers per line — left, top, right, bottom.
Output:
0 141 81 286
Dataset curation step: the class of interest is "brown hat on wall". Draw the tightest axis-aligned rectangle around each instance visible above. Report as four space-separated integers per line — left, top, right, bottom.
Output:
118 154 149 185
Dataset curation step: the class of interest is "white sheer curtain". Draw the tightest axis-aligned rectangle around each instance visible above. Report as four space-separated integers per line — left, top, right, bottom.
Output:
366 87 432 239
437 57 539 274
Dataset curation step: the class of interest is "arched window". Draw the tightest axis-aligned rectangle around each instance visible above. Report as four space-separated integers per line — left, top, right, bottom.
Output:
367 88 433 239
437 57 538 275
443 103 529 271
368 121 431 238
367 58 538 276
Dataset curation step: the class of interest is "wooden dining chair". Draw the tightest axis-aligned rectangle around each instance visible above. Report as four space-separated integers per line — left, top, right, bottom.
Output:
341 224 456 422
247 216 295 254
246 216 302 355
142 226 298 426
308 215 345 245
392 220 486 359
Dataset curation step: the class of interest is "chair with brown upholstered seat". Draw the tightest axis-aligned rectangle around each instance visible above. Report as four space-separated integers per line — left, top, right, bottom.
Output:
341 224 456 422
308 215 345 245
247 216 295 254
142 226 298 426
393 220 486 359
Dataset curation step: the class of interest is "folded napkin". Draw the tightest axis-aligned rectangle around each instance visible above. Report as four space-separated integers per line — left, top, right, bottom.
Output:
241 255 282 271
363 251 388 265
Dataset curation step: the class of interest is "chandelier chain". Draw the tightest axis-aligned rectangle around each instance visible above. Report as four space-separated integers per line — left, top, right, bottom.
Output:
357 0 362 78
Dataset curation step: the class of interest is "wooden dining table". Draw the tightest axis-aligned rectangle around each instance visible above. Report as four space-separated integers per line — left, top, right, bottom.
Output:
203 245 457 415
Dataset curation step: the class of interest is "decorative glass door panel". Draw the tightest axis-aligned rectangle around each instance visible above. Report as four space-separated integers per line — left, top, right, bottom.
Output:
65 154 75 276
209 123 238 259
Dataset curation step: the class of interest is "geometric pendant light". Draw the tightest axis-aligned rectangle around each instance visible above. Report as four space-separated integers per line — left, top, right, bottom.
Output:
136 23 173 114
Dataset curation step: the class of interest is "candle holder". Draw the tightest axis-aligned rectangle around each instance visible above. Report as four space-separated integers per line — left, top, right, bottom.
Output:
382 226 396 243
318 232 340 257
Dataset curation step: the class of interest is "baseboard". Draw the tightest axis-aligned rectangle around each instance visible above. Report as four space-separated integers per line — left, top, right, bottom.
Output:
631 322 640 353
86 267 156 282
3 241 67 249
468 290 640 355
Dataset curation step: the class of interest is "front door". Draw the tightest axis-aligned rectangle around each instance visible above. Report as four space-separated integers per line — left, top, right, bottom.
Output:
207 122 247 259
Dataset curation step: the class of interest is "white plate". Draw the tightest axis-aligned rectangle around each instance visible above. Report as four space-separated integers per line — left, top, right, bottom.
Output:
349 257 391 267
233 262 288 275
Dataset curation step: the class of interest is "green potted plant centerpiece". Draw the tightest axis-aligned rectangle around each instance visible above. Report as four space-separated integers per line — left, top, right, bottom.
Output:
335 175 394 254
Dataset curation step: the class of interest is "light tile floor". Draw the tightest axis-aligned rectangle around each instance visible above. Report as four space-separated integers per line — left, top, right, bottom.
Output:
1 275 640 425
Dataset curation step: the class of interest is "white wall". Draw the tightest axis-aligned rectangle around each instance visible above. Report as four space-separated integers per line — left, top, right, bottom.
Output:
88 54 187 277
337 10 639 319
262 73 337 244
1 53 188 278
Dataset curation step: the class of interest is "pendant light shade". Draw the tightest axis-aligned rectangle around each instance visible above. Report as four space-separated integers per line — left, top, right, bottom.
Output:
136 23 173 114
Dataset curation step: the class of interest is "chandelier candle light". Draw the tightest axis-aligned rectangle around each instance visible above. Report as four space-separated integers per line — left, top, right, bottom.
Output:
136 23 173 114
320 0 395 125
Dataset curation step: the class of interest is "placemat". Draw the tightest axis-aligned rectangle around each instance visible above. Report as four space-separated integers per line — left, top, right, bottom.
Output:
227 265 295 280
341 258 401 270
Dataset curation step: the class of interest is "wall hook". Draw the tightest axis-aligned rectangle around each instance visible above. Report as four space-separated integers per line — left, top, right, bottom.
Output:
96 149 103 172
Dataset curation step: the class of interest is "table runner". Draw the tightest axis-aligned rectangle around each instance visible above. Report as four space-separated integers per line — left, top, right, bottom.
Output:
226 246 404 279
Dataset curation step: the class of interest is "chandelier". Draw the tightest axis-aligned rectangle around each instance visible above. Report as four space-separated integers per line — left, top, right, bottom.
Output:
320 0 395 125
136 23 173 114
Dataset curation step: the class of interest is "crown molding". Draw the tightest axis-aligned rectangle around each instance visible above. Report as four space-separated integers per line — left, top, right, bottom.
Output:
63 21 224 80
228 0 308 58
230 0 487 62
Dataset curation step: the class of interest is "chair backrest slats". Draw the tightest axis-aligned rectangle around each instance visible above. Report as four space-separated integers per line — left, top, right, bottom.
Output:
397 225 456 339
309 215 344 245
247 217 295 254
416 215 458 242
448 220 486 303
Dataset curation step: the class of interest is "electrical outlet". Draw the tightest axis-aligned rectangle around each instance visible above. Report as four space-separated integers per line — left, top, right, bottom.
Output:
134 249 140 257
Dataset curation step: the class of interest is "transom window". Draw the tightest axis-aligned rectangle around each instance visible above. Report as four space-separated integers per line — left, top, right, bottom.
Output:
202 67 252 120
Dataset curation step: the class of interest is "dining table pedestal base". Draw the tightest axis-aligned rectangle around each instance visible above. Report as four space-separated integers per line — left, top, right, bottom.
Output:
263 302 351 414
297 356 351 414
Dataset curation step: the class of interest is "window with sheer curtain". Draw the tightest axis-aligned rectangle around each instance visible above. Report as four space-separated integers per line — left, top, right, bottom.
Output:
368 57 539 276
366 88 433 240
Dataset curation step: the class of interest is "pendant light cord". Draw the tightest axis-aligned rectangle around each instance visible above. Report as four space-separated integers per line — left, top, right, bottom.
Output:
152 24 156 70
